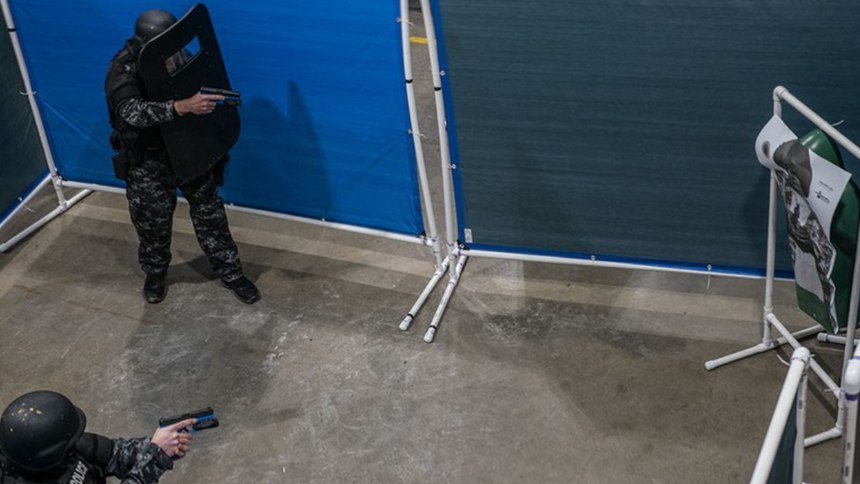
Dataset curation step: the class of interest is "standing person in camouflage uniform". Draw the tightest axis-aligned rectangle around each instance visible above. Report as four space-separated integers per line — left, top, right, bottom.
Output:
0 391 195 483
104 9 260 304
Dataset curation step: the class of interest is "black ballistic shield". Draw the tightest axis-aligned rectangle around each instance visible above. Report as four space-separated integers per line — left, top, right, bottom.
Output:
137 3 239 181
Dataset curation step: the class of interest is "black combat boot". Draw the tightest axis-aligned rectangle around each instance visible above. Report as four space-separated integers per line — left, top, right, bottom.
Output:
223 276 260 304
143 273 167 304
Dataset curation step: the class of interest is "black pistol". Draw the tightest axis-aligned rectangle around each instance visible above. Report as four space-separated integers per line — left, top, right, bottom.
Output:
159 407 219 432
200 86 241 106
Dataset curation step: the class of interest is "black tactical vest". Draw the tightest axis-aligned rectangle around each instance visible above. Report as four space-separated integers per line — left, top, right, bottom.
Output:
0 434 110 484
104 40 165 159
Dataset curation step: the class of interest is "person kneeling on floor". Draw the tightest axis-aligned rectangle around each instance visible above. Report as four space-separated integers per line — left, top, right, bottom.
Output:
0 391 195 484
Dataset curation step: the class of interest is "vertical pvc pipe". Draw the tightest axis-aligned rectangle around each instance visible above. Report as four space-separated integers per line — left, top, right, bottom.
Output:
763 90 783 344
840 218 860 378
399 0 442 270
832 220 860 444
1 0 66 206
419 0 458 263
842 356 860 484
793 360 809 484
393 0 451 332
750 347 810 484
763 171 778 344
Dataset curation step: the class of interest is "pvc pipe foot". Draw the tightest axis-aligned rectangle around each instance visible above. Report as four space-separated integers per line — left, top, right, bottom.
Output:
804 427 841 447
399 315 413 331
423 327 436 343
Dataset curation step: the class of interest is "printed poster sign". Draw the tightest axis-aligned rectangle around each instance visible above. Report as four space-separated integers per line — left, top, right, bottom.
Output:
756 115 854 332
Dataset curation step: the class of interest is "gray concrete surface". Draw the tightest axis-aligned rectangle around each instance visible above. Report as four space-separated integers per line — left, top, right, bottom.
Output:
0 5 848 484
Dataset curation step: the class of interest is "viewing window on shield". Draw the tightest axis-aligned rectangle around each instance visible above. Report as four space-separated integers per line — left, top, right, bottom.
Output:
166 36 201 75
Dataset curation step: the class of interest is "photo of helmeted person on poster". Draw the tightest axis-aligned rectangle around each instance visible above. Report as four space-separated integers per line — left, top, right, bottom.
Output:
756 115 857 333
774 140 837 325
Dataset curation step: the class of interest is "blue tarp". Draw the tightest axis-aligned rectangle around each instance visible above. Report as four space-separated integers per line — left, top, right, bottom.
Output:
7 1 423 236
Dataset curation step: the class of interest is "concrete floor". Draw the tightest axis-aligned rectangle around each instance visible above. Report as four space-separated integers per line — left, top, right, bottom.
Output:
3 189 849 484
0 6 849 484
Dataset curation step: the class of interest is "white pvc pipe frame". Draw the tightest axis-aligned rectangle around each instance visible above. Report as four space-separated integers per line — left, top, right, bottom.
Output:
0 2 449 327
749 347 810 484
705 86 860 452
394 0 466 343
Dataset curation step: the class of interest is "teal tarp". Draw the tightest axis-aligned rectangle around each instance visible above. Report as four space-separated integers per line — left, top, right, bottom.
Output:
0 12 48 224
435 0 860 274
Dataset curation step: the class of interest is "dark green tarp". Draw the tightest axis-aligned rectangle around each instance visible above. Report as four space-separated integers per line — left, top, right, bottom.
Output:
436 0 860 274
0 13 48 223
767 398 797 484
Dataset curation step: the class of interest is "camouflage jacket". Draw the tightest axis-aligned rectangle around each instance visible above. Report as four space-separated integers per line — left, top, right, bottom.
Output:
0 434 173 484
104 40 177 154
106 436 174 484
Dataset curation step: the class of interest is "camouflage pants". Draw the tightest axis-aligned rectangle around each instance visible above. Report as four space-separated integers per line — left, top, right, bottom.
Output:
125 151 242 282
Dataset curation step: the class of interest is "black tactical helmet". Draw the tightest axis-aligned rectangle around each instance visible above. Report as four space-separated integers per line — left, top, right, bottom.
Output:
133 9 177 44
0 391 86 473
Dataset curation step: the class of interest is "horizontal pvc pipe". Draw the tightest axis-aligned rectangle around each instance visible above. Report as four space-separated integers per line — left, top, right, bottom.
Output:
60 181 427 246
705 325 821 371
461 249 789 281
0 175 51 233
774 86 860 162
229 205 425 246
804 427 841 448
817 334 859 346
61 181 126 195
705 343 776 371
0 188 91 252
750 347 810 484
